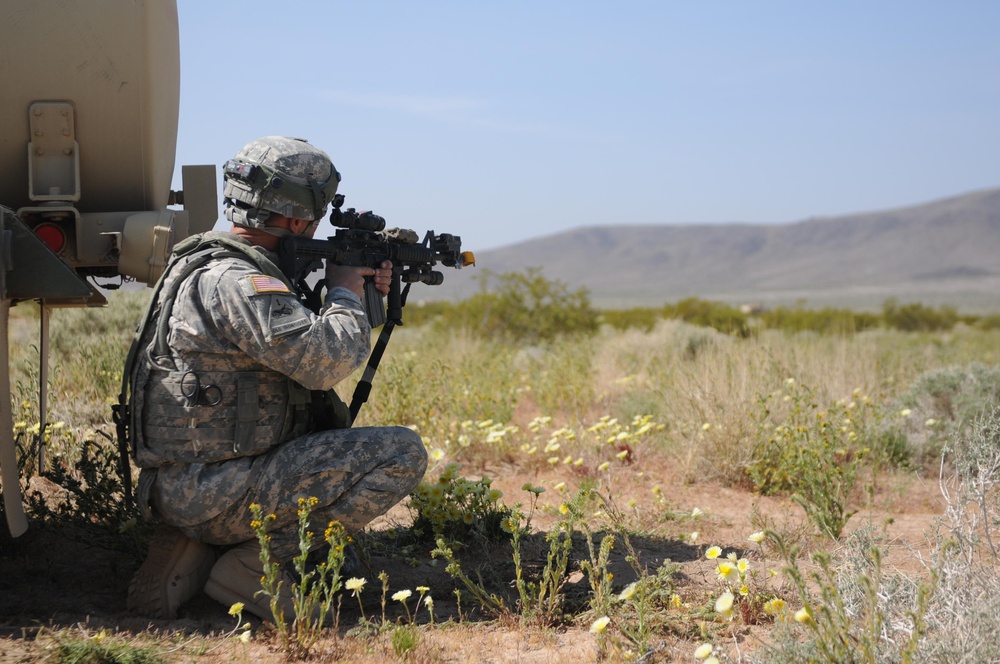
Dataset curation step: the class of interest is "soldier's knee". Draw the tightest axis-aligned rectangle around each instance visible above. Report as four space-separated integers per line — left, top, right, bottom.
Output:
388 425 427 479
400 426 428 466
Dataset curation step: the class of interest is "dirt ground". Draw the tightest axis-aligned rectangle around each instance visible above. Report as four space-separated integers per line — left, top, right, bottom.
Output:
0 460 944 663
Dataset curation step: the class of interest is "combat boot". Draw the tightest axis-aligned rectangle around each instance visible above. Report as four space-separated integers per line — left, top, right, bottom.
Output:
127 524 216 619
204 540 296 621
204 541 355 622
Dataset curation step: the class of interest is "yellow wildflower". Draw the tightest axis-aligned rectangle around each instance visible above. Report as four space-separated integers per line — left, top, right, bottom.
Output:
589 616 611 634
763 598 786 615
345 577 366 594
715 591 734 615
717 561 738 583
694 643 713 660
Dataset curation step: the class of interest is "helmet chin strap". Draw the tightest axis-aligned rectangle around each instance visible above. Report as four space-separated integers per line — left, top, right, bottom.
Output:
225 204 313 238
261 227 296 238
225 204 269 228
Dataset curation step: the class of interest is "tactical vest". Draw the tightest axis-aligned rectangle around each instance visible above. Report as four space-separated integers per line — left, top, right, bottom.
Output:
118 232 350 472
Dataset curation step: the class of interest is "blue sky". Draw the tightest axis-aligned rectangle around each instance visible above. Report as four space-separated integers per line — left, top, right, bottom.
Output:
174 1 999 252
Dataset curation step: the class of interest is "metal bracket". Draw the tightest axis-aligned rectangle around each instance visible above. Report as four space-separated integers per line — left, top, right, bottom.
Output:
27 102 81 203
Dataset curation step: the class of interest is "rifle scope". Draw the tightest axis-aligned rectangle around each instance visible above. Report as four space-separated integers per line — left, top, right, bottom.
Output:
331 206 385 232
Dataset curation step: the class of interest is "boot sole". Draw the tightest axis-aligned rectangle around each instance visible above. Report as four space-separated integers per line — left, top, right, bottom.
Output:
127 525 215 619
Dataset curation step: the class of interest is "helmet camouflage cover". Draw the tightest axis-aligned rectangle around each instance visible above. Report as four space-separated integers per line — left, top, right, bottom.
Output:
222 136 341 228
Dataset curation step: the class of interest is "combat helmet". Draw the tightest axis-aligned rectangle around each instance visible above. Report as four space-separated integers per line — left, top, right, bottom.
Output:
222 136 341 229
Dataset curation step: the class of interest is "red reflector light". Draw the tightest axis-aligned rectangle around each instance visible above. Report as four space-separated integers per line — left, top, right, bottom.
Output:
34 223 67 253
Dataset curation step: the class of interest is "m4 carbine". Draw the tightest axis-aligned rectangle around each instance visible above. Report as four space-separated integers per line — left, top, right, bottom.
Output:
277 201 475 422
277 203 475 328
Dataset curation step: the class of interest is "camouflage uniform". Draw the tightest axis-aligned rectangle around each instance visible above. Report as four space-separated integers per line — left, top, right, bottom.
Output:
133 231 426 561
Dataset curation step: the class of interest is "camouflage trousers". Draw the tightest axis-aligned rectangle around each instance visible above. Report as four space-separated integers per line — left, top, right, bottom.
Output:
151 426 426 561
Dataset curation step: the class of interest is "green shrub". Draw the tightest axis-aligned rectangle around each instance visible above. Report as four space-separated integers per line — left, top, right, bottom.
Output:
759 306 880 335
598 307 662 332
762 528 929 664
664 297 751 338
515 336 596 420
762 406 1000 663
45 628 164 664
250 499 347 660
432 267 598 342
916 406 1000 660
353 330 522 443
895 362 1000 465
882 298 958 332
747 380 893 538
975 313 1000 331
409 462 512 545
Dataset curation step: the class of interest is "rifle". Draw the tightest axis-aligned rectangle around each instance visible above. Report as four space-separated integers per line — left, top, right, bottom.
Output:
277 198 475 420
277 202 474 325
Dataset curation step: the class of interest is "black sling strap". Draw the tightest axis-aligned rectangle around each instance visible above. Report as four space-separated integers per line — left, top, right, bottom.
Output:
348 282 411 422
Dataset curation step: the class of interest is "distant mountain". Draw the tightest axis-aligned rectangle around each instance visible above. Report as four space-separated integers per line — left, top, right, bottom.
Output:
430 187 1000 312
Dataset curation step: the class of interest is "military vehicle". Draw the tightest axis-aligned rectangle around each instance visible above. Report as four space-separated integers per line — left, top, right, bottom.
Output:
0 0 217 536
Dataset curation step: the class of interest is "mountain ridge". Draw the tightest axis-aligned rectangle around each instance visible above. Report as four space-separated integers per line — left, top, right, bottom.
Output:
431 187 1000 312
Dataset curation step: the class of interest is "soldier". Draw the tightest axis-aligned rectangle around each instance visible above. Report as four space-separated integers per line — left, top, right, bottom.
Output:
125 136 427 620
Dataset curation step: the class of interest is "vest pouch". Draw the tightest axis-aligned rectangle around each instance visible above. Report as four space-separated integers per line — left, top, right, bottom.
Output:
234 373 259 454
311 389 352 431
140 368 292 464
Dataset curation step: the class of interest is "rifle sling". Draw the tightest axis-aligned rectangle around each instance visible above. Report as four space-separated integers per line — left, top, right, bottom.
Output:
349 283 411 422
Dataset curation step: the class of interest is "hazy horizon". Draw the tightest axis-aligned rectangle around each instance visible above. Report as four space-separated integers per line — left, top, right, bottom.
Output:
173 1 999 252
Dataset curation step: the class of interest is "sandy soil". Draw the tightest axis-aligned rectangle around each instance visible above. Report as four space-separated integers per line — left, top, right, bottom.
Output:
0 457 944 663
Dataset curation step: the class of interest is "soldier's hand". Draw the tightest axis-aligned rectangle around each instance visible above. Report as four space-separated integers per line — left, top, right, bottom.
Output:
325 263 374 298
372 260 393 297
325 260 393 298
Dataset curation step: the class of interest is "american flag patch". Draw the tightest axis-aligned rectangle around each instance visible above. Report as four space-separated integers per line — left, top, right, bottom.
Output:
248 275 290 293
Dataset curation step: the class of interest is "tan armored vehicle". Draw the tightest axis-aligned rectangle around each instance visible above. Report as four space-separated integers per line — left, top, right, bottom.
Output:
0 0 216 536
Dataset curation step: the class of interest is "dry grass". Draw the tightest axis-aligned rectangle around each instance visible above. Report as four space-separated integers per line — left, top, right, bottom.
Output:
3 294 1000 662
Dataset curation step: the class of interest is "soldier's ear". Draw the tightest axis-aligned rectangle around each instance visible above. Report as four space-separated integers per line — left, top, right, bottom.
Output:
290 218 312 235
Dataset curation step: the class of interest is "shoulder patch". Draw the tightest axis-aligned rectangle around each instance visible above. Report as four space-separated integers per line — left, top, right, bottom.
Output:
267 294 312 337
245 274 290 294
